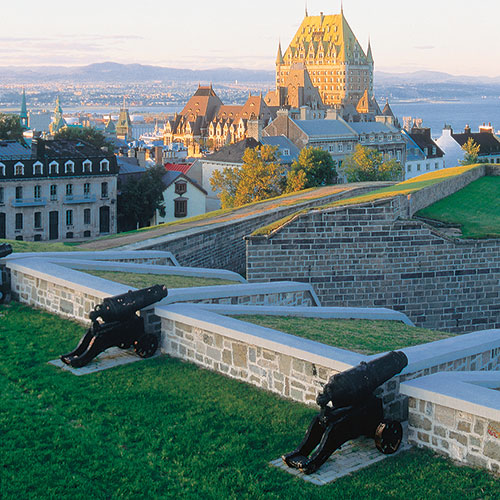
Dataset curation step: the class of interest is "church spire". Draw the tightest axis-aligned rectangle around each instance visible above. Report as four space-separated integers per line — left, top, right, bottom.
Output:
20 88 28 129
305 2 308 17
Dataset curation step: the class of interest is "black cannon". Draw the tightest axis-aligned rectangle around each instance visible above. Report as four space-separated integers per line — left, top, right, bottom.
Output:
0 243 13 304
282 351 408 474
60 284 168 368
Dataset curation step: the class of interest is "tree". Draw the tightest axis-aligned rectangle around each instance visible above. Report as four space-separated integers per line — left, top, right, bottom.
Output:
286 146 337 192
0 113 25 143
342 144 403 182
210 145 284 208
117 164 166 230
460 137 480 165
54 126 114 152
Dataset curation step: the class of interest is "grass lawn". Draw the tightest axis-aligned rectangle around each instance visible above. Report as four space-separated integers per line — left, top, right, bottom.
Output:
84 270 240 289
252 165 482 236
231 316 455 355
0 238 83 253
416 176 500 238
1 302 498 499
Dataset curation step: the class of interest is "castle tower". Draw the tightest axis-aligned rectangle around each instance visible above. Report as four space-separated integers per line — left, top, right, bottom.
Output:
116 99 133 141
20 88 28 130
277 9 373 109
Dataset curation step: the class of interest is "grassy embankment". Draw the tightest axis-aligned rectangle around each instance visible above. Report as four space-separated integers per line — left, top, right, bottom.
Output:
252 165 482 236
416 176 500 238
84 270 240 289
231 315 455 355
1 301 497 499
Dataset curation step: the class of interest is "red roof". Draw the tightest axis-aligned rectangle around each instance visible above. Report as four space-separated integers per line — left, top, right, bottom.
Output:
164 162 192 175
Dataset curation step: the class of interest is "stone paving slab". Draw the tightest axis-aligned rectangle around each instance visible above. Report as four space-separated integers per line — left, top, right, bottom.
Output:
48 347 161 376
271 423 410 485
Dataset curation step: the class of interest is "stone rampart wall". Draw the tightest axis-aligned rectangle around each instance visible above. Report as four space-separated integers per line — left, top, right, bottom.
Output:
157 305 500 420
124 185 385 274
246 197 500 333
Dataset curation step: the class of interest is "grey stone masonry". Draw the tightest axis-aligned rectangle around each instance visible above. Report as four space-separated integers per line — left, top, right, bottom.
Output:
124 184 387 274
246 196 500 333
408 398 500 475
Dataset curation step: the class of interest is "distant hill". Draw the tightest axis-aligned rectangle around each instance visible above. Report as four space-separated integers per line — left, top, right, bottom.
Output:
0 62 275 84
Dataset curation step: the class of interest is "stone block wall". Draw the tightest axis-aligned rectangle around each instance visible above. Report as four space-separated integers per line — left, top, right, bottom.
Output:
407 397 500 474
159 312 500 420
135 185 383 274
186 290 316 307
246 197 500 333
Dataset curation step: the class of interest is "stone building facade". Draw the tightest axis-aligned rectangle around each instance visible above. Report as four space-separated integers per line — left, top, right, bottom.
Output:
0 139 118 241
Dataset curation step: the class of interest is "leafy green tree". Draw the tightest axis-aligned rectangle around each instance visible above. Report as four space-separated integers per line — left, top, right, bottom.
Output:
117 165 166 230
54 126 115 152
286 146 337 192
342 144 403 182
210 145 284 208
460 137 480 165
0 113 25 143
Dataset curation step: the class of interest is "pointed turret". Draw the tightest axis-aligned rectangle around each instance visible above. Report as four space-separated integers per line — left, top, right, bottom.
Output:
276 41 284 65
20 88 28 129
367 38 373 64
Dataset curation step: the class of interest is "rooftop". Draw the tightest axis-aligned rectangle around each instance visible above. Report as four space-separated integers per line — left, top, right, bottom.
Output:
293 119 355 138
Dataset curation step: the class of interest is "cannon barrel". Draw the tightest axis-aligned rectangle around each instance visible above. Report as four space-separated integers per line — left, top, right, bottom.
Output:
0 243 13 259
89 284 168 323
317 351 408 408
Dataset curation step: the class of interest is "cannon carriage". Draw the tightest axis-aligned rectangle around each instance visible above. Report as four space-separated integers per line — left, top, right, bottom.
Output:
60 284 168 368
282 351 408 474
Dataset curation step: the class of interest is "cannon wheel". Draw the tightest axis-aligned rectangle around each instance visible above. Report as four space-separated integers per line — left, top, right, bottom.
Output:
374 420 403 454
118 340 133 349
134 334 158 358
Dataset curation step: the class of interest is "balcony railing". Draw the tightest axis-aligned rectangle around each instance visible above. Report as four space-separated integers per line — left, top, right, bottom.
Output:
11 197 47 207
63 194 97 204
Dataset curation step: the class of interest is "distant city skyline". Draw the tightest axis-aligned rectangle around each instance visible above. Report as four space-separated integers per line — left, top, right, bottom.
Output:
1 0 499 77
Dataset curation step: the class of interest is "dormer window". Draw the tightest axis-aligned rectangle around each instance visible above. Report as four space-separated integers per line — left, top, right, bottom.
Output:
432 147 437 155
175 181 187 195
49 161 59 174
65 161 75 174
33 161 43 176
83 160 92 173
0 163 5 176
100 159 109 172
14 162 24 176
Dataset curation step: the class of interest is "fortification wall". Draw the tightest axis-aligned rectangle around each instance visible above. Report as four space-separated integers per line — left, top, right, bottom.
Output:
121 185 384 274
246 197 500 333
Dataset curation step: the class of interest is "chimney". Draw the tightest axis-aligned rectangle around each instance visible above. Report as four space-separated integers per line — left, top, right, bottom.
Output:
154 145 163 165
247 119 263 142
464 124 471 134
31 138 45 159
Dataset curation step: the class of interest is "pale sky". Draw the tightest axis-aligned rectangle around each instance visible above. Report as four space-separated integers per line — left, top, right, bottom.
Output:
1 0 499 77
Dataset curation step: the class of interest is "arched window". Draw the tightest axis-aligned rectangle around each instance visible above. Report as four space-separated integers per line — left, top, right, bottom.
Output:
14 162 24 176
33 161 43 175
83 159 92 173
49 161 59 174
65 160 75 174
100 159 110 172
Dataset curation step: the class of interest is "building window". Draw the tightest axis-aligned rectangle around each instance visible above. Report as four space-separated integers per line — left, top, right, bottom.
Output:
0 163 5 176
33 161 43 175
435 162 439 169
34 211 42 229
175 181 187 195
426 163 430 171
34 185 41 200
84 183 91 197
101 182 108 198
50 184 57 201
282 148 290 156
397 151 401 161
15 213 23 230
84 208 91 225
66 209 73 226
100 159 110 172
14 162 24 176
338 143 344 153
328 145 336 153
417 164 421 171
174 199 187 218
0 187 3 204
15 186 23 200
65 161 75 174
49 161 59 174
432 147 437 155
83 160 92 173
407 165 412 172
347 143 353 152
66 184 73 197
